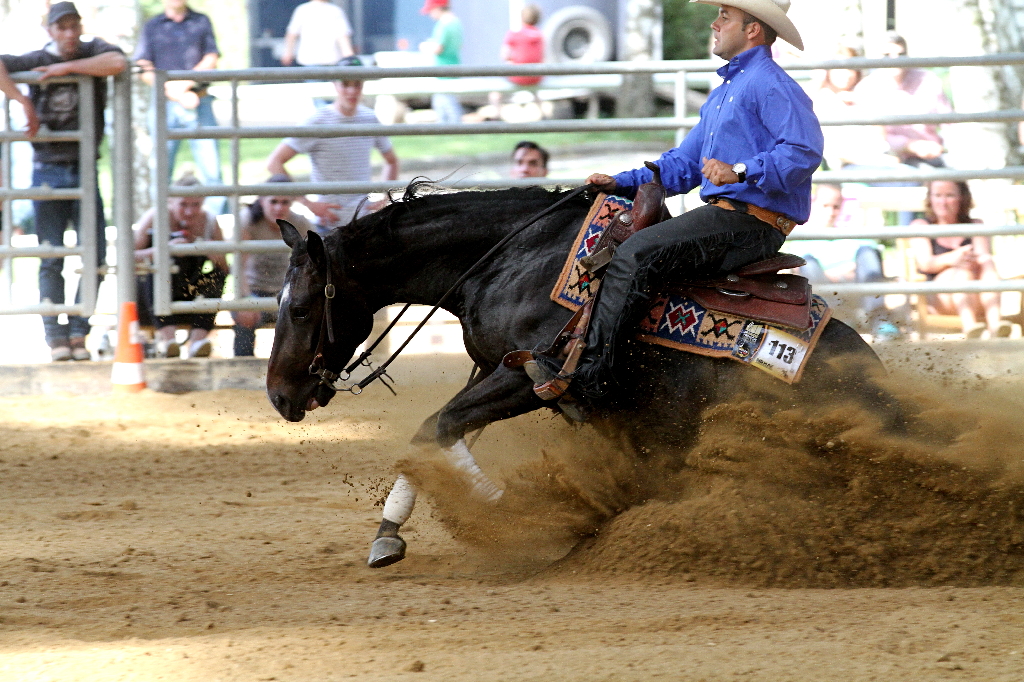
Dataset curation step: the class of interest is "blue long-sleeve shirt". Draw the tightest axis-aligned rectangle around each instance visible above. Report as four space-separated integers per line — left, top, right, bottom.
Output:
614 45 823 224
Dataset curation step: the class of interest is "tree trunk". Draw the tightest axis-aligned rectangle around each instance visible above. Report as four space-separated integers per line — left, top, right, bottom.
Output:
617 0 662 119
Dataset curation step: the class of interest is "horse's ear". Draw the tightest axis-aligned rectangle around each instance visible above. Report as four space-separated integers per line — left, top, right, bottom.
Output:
278 219 303 250
305 229 327 271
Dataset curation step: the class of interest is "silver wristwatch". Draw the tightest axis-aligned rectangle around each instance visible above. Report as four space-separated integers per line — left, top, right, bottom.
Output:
732 162 747 183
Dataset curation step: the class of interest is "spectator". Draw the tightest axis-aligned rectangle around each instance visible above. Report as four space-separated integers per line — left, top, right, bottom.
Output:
134 172 228 358
266 56 400 234
0 2 126 362
789 183 899 340
910 180 1009 339
511 140 548 178
231 175 313 357
853 32 951 169
419 0 463 124
502 4 544 87
809 42 892 171
135 0 226 215
281 0 354 67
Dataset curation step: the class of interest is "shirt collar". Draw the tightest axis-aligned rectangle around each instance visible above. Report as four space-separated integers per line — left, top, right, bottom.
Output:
159 8 195 23
716 44 769 79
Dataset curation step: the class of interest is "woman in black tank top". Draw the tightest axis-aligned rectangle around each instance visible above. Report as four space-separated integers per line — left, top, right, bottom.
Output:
909 180 1009 338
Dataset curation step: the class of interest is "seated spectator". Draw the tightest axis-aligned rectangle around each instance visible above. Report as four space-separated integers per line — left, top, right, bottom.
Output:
790 183 900 340
511 140 549 179
134 172 228 358
232 175 313 357
853 32 950 169
910 180 1009 339
809 42 893 171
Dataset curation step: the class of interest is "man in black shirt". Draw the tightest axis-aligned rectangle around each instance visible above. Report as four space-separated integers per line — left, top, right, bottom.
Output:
0 2 126 361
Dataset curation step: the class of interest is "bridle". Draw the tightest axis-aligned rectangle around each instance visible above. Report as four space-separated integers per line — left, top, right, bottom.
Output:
304 183 592 396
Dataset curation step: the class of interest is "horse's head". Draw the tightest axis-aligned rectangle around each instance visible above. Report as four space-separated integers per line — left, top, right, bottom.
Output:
266 220 375 422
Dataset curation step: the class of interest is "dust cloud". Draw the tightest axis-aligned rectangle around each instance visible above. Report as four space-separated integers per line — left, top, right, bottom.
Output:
404 365 1024 588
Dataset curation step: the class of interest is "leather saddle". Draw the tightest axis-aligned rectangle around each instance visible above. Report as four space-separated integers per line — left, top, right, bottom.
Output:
670 253 812 330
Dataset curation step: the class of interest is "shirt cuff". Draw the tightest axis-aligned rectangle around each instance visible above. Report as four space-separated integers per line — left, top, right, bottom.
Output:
742 157 763 183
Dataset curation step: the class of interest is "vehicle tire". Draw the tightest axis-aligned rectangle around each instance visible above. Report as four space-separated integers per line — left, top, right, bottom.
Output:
543 5 614 63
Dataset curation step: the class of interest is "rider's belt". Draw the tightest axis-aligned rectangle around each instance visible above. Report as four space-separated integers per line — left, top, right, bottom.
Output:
706 196 796 236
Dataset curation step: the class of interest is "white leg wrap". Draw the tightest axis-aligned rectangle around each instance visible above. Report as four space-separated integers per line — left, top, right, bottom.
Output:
382 475 417 525
444 439 504 502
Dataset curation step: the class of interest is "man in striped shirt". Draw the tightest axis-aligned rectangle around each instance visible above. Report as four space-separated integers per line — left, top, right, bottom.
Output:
267 56 400 233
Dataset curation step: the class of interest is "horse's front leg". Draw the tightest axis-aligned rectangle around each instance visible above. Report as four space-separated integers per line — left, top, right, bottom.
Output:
368 366 540 568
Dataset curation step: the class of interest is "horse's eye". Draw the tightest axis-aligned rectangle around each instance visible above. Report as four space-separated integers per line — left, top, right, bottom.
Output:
291 306 310 320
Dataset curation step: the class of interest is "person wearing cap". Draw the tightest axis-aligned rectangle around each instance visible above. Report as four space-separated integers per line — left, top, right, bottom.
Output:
134 0 226 214
0 1 127 362
266 56 400 234
281 0 355 67
419 0 464 124
528 0 823 403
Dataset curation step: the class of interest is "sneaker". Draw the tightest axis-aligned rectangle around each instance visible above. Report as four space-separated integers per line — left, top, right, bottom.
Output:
993 321 1013 338
965 322 987 340
50 345 73 362
69 337 90 361
155 339 180 358
189 339 212 358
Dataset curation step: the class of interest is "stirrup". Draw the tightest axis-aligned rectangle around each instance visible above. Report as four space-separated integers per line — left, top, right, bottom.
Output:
523 359 570 401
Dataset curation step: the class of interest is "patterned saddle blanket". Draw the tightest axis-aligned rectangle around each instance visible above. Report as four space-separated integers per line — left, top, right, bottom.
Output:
549 195 831 384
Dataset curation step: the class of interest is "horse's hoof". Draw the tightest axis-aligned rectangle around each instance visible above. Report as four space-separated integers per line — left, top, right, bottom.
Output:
367 536 406 568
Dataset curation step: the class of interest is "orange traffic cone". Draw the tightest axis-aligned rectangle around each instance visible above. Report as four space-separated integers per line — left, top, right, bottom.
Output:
111 301 146 393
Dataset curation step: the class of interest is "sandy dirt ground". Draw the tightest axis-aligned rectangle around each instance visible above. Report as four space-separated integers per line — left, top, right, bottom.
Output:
1 354 1023 682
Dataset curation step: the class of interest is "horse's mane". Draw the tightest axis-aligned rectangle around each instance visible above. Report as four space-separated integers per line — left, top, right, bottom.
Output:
337 178 589 247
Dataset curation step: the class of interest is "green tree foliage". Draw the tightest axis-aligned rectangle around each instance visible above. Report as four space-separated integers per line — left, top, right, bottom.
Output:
663 0 720 60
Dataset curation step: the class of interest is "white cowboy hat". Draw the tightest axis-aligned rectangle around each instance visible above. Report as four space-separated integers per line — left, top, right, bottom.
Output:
692 0 804 51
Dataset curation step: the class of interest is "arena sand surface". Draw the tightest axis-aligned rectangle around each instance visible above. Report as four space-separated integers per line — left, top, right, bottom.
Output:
1 352 1023 681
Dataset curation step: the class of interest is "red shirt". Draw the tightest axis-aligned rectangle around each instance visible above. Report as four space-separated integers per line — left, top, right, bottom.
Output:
503 25 543 86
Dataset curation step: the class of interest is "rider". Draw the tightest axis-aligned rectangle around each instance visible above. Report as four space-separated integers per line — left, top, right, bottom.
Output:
530 0 823 402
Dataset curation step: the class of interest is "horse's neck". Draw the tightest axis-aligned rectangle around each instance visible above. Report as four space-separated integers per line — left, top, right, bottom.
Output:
355 217 515 312
350 193 580 315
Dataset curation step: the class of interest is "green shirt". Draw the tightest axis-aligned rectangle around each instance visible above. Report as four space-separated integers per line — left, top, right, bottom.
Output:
431 13 462 66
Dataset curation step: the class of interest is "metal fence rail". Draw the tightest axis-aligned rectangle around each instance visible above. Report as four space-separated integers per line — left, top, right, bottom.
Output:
1 73 99 317
4 56 1024 333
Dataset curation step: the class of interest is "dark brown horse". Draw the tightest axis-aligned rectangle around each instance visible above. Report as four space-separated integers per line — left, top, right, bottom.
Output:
266 185 902 567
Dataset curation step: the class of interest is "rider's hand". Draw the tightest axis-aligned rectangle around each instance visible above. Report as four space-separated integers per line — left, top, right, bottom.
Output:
701 157 739 186
585 173 617 193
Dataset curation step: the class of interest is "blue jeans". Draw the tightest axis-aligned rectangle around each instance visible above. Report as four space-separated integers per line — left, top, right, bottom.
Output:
431 93 464 124
32 162 107 346
801 245 887 318
166 95 227 215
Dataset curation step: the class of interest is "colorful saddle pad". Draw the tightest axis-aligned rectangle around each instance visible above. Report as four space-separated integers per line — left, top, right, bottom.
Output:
549 194 831 384
550 193 632 311
638 292 832 384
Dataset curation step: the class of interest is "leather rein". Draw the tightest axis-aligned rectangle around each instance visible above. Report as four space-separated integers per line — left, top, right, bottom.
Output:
307 184 592 396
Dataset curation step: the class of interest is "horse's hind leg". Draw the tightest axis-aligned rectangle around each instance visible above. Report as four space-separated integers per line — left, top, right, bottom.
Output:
368 475 417 568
